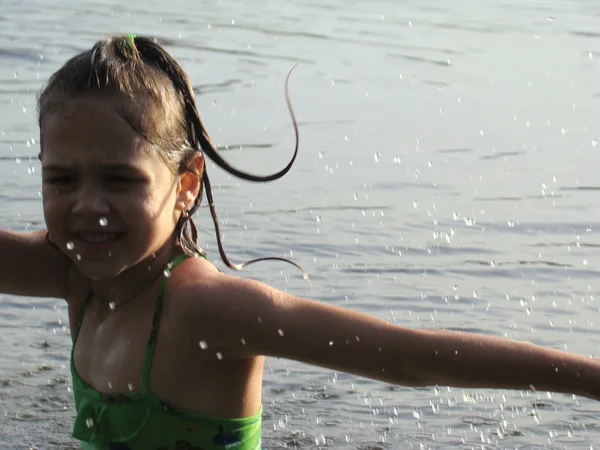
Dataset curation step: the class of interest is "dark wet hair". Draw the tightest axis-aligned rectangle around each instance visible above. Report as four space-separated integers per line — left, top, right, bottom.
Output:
38 35 306 276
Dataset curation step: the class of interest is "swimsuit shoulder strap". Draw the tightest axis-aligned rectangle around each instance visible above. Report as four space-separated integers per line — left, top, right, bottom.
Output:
72 290 94 344
139 254 190 391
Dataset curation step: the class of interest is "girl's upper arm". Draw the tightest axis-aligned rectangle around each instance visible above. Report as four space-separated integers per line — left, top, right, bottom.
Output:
181 272 424 384
0 229 72 299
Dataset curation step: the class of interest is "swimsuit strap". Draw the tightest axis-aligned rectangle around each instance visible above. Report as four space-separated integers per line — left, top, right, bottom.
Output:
139 253 190 392
73 290 94 344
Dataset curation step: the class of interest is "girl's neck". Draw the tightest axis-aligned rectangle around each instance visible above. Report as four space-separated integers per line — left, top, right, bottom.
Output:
90 239 180 308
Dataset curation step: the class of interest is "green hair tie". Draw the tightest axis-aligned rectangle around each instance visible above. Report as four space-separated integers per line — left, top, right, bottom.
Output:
125 33 136 49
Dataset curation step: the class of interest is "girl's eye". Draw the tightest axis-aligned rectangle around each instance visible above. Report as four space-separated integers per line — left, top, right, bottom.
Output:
107 175 137 183
45 176 74 184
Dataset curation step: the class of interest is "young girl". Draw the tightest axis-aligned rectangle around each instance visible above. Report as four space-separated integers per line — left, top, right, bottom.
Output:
1 35 599 450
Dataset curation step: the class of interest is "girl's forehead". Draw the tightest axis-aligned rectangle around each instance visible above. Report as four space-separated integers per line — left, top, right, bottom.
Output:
42 95 139 138
41 96 156 165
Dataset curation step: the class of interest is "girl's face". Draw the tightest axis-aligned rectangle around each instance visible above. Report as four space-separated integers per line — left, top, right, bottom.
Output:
40 94 184 280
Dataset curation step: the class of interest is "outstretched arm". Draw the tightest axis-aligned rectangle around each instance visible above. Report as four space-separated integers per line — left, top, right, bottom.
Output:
183 272 600 401
0 229 72 299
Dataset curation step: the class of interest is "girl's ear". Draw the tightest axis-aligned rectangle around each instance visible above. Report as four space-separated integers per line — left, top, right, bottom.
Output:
176 153 204 212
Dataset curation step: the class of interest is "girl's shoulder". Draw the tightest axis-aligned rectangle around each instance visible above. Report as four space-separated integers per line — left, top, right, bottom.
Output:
162 255 286 343
163 255 228 313
165 255 253 309
166 254 287 308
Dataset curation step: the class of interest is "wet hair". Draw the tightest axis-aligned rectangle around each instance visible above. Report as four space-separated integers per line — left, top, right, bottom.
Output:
38 35 306 276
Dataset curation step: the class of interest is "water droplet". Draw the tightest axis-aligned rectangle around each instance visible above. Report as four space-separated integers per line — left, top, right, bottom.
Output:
199 340 208 349
163 268 172 278
473 291 478 298
453 285 459 291
76 254 82 261
128 383 134 391
374 152 380 162
108 302 115 310
66 241 75 250
216 352 223 360
278 329 285 336
99 217 108 227
85 417 94 428
329 341 334 346
108 382 112 389
240 338 246 345
303 272 310 280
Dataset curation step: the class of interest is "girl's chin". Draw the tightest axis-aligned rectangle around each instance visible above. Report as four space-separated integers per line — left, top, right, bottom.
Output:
74 259 127 281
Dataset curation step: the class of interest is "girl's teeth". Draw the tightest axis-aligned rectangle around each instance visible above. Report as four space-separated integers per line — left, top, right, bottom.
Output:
79 234 117 243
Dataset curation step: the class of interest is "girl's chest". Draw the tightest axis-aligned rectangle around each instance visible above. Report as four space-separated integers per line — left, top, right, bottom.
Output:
70 299 156 394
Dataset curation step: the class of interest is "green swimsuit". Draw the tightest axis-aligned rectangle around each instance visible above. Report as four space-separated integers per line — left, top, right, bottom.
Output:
70 255 262 450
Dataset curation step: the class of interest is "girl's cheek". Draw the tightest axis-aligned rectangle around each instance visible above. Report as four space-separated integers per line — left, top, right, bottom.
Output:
42 186 62 202
42 195 60 212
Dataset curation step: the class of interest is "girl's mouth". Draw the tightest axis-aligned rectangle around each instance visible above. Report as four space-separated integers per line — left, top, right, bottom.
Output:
77 233 120 243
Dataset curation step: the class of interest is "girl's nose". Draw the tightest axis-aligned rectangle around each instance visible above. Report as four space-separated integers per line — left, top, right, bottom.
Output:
71 186 110 217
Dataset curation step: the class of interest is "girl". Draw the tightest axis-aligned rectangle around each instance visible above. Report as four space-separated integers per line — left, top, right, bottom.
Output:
1 35 599 450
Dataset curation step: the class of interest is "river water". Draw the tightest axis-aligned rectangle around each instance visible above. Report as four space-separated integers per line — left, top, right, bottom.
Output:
1 0 600 448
